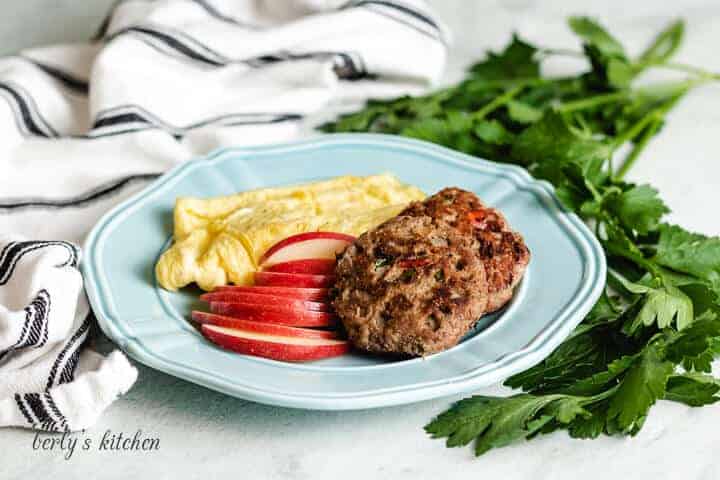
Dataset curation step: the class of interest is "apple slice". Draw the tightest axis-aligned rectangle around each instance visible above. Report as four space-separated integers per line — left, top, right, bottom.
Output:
201 324 350 361
260 232 354 267
192 312 338 339
254 271 335 288
213 285 329 301
209 301 337 327
200 291 329 312
264 259 336 275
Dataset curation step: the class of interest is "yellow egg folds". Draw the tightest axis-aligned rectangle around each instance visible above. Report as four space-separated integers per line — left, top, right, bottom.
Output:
155 174 425 291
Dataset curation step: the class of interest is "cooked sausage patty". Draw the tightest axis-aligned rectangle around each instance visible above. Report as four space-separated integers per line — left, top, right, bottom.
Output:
401 188 530 312
332 215 488 356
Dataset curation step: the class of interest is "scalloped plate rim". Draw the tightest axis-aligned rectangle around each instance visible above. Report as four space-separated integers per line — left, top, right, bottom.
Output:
83 133 606 410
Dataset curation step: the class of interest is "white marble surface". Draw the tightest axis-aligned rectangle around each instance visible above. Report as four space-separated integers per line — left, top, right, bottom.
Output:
2 1 720 479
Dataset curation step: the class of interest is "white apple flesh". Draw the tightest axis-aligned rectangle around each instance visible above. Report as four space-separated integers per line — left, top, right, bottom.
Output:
201 324 350 361
192 311 338 339
260 232 354 267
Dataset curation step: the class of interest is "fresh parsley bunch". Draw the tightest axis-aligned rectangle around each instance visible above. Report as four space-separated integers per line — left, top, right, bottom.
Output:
322 17 720 456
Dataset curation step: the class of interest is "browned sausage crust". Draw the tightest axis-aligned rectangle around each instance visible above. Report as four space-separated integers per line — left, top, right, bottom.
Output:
332 215 488 356
332 188 530 357
401 188 530 312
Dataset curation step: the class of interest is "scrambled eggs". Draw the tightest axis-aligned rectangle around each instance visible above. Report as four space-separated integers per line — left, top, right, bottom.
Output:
156 174 425 291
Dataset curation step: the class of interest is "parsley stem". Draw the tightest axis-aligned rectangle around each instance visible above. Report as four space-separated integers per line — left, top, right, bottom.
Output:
606 270 637 302
474 84 526 119
615 118 662 179
556 91 628 113
614 91 684 146
555 80 696 114
613 89 688 178
613 110 662 149
535 48 720 83
539 47 584 58
584 384 620 404
649 61 720 81
466 77 556 91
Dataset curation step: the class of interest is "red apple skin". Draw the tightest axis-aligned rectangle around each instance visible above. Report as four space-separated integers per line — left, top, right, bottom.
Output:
254 271 335 288
213 286 328 301
200 291 329 312
209 301 337 327
260 232 355 265
192 311 338 339
265 259 336 275
201 324 350 361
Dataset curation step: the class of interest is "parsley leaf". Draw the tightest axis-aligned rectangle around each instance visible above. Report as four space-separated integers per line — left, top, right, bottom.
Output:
504 316 628 394
511 111 612 182
637 20 685 69
663 312 720 371
474 120 514 145
507 100 543 124
425 394 590 455
469 34 540 81
569 16 627 59
562 354 637 397
654 224 720 287
567 403 608 439
611 272 694 333
605 343 674 434
402 113 478 154
604 184 670 234
600 218 650 269
569 16 633 89
665 373 720 406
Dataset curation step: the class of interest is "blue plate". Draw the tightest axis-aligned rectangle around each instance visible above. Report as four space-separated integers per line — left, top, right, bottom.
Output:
83 134 605 410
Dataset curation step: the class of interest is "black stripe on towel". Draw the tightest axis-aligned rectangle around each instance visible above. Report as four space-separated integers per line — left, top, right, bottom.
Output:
342 0 447 44
0 174 161 210
107 25 228 66
43 393 67 430
46 314 92 390
22 58 89 94
0 82 58 137
343 0 443 32
109 23 369 78
187 0 262 28
10 289 52 351
95 0 263 38
15 394 36 426
58 346 83 385
92 112 152 129
244 50 367 80
0 241 78 286
16 393 67 431
24 393 54 430
91 104 302 138
0 290 50 360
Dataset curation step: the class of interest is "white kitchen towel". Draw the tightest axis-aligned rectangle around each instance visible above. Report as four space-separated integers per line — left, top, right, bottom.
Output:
0 0 447 431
